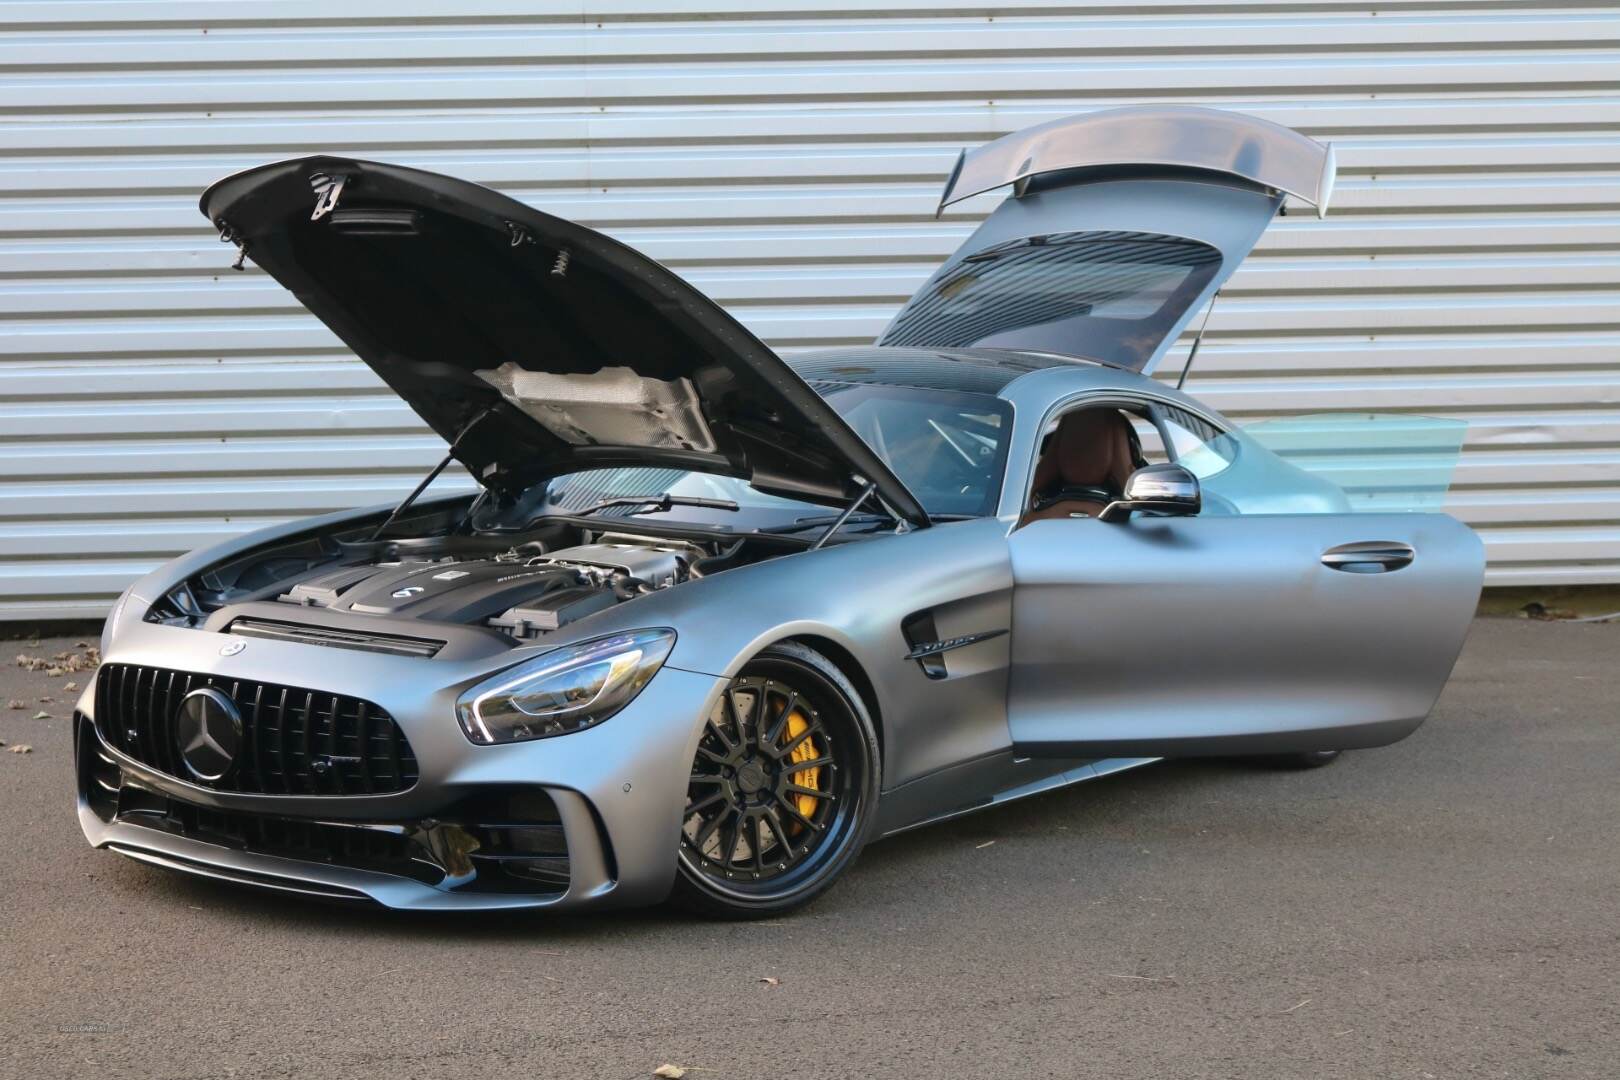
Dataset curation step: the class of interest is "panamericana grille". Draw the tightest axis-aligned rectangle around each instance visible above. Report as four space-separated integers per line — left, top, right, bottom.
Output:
94 664 418 795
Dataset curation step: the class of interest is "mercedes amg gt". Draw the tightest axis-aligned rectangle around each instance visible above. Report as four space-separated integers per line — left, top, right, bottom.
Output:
78 106 1484 917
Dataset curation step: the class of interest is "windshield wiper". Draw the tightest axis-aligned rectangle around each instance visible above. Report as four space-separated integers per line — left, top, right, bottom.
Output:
762 510 974 536
573 494 740 518
759 513 891 535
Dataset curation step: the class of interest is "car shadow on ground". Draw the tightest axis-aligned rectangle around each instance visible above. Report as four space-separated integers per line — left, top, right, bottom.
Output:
122 756 1275 942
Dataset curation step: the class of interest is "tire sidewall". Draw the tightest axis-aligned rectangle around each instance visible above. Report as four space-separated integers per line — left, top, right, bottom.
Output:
671 641 880 916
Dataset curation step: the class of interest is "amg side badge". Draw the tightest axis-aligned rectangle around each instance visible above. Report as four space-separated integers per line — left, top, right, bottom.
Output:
903 629 1008 661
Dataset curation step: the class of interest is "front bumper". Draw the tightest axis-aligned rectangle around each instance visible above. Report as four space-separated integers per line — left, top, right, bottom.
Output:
76 624 725 911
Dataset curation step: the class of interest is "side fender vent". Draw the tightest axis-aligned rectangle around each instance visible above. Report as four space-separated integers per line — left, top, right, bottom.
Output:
901 610 1009 680
901 611 949 679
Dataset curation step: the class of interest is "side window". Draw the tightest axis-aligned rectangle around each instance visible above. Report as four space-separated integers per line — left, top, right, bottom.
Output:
1128 401 1240 515
1156 404 1241 481
1020 405 1146 524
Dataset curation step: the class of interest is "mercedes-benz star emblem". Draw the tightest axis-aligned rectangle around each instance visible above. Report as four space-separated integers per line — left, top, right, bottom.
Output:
392 586 425 598
219 639 246 656
174 688 243 783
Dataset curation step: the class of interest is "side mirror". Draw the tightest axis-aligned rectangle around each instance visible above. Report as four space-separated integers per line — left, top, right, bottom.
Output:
1099 464 1201 523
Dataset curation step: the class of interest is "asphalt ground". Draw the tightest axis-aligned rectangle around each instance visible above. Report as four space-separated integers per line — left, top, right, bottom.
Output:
1 618 1616 1080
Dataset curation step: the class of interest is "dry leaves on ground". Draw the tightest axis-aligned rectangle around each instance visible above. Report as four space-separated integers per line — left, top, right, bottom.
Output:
6 699 22 710
758 976 780 987
32 711 49 720
15 646 101 675
7 744 31 754
653 1066 688 1079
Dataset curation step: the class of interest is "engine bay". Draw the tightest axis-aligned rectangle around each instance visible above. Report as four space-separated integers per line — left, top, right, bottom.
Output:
272 537 702 641
144 502 787 658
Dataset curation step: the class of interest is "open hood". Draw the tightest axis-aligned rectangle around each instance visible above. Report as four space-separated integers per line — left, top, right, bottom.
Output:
880 106 1335 375
200 156 928 526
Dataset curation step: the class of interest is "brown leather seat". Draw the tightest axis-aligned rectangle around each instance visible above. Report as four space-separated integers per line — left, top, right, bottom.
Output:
1022 408 1140 522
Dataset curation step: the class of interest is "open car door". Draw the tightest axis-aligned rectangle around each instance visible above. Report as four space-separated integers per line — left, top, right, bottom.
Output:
999 390 1482 758
1006 506 1484 758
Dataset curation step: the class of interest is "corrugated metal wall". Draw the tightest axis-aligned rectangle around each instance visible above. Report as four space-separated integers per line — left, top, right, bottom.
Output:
1 1 1616 618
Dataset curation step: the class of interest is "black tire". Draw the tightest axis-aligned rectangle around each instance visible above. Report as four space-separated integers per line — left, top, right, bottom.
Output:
669 641 880 919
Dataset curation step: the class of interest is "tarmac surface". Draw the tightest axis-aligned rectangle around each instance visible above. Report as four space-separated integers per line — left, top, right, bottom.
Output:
2 618 1616 1079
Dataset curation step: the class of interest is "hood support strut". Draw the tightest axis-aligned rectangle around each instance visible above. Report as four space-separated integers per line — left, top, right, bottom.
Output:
370 407 494 541
811 480 880 550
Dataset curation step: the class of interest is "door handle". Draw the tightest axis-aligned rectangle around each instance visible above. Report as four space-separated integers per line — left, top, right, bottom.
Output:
1321 541 1416 573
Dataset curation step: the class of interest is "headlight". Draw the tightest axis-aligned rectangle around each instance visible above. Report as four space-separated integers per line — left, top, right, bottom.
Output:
456 629 676 745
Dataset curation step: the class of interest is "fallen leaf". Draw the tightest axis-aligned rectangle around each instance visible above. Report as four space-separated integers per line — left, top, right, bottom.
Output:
975 840 996 849
76 641 90 649
8 744 31 754
1283 998 1312 1014
64 682 78 693
758 976 780 987
47 667 67 677
32 711 50 719
653 1066 687 1079
6 699 22 710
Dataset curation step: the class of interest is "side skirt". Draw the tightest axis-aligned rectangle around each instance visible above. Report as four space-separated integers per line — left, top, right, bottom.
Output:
874 754 1160 839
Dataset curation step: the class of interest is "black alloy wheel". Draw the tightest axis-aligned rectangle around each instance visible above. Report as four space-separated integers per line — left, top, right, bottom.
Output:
669 641 878 918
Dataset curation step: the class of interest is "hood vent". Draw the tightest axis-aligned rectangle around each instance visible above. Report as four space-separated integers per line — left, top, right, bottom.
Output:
228 617 444 659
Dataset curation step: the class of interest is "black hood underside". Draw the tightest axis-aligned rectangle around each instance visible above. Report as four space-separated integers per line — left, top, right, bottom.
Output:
200 156 927 525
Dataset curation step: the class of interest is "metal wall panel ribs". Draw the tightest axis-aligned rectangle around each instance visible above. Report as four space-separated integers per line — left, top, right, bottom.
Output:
0 1 1615 616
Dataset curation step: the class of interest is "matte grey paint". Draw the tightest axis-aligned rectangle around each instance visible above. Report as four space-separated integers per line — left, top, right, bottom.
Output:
1006 512 1482 757
81 358 1484 911
79 109 1480 909
937 104 1335 216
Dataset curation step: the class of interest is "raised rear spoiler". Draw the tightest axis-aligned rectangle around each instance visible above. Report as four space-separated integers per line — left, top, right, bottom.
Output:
937 105 1336 220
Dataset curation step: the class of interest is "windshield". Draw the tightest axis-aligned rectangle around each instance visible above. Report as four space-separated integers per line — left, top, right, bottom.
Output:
540 382 1012 530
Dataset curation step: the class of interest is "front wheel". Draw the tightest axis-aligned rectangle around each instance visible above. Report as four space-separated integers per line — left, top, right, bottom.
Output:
669 641 879 919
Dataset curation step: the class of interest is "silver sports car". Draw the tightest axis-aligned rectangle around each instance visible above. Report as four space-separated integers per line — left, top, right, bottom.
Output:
78 106 1484 917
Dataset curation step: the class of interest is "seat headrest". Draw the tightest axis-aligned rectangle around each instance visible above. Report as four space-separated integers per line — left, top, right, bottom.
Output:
1032 408 1138 492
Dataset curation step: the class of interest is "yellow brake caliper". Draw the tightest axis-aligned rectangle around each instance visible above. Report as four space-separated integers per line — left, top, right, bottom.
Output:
783 709 820 821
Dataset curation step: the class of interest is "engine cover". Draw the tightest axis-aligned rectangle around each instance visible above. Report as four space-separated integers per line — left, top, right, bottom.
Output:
531 539 691 588
281 560 582 624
